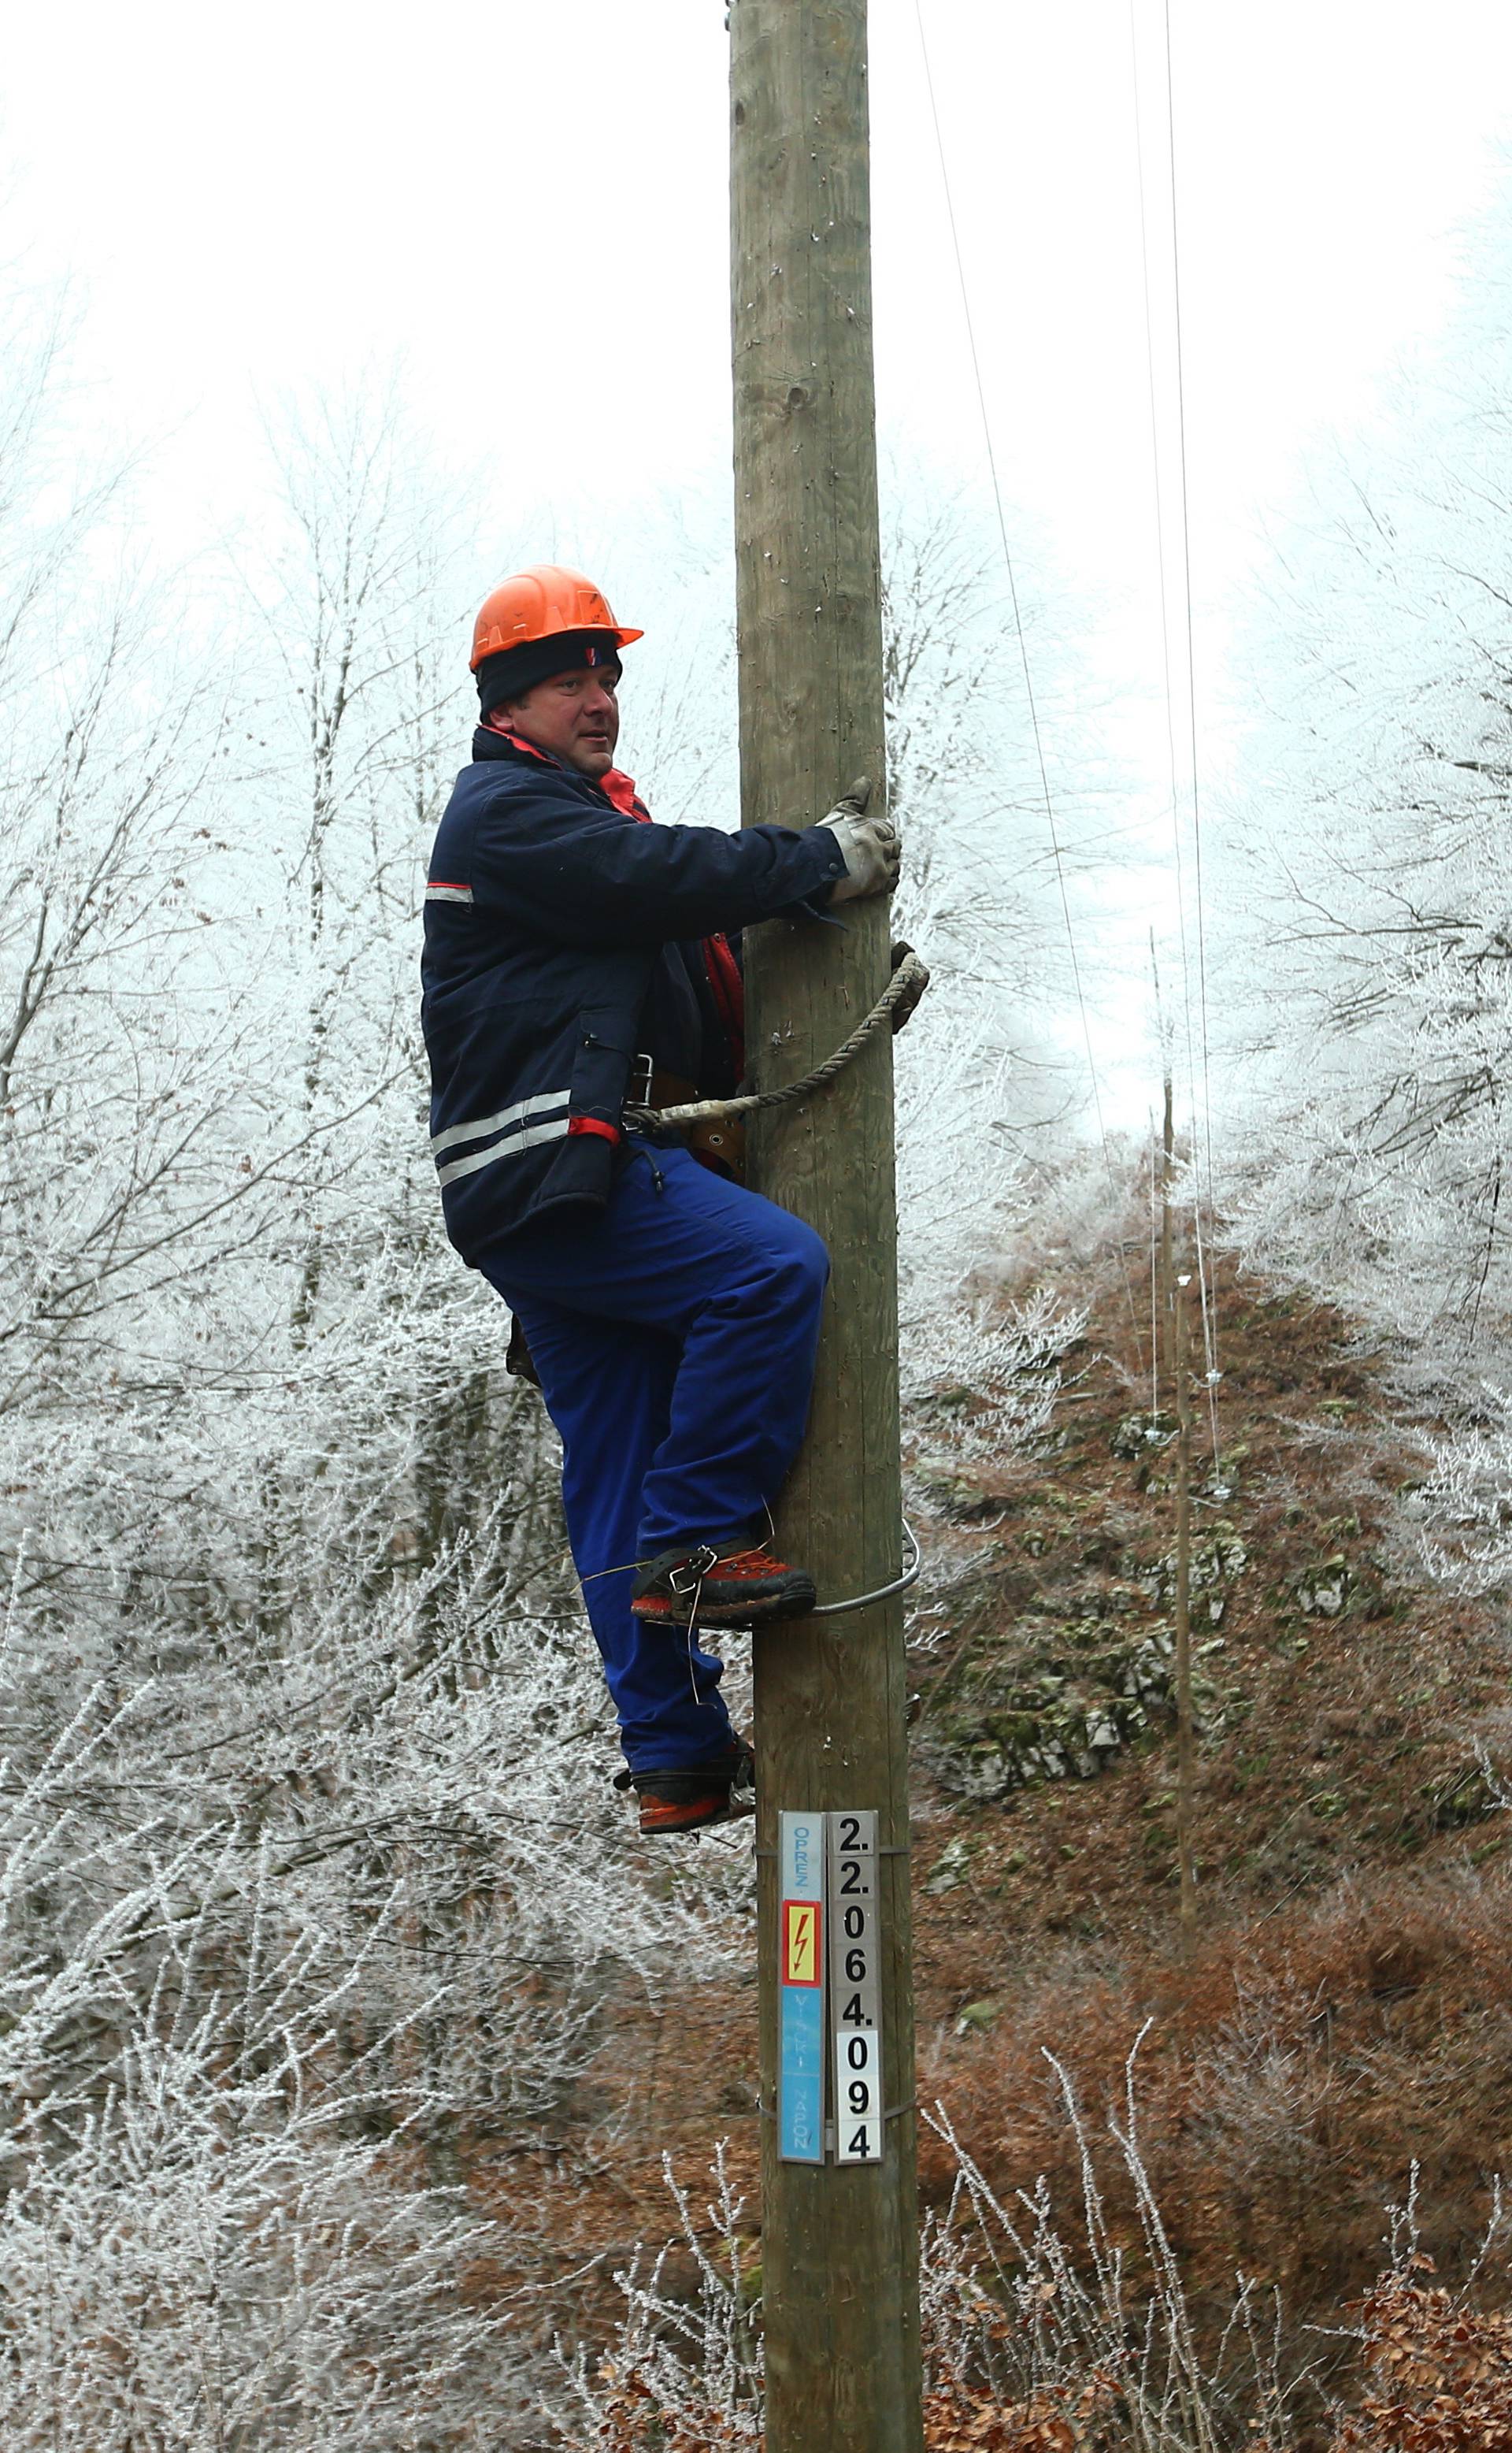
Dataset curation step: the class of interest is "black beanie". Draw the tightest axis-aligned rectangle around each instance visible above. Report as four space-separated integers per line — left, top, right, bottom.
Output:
476 629 623 719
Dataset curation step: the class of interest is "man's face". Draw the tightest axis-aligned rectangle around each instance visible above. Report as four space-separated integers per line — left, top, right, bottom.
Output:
502 662 621 778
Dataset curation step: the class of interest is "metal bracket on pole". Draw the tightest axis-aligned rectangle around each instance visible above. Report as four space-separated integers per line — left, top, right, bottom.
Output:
809 1519 922 1617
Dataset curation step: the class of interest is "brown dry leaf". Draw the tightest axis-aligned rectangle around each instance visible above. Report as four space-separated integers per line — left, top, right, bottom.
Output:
1332 2272 1512 2451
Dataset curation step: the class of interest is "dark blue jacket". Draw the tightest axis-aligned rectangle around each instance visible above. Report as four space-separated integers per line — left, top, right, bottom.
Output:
421 729 847 1258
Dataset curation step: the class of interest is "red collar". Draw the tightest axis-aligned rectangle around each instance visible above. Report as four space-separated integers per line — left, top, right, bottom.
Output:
484 715 644 818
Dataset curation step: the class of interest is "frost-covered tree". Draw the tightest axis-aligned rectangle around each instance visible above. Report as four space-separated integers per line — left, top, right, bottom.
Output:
877 473 1120 1384
0 319 770 2446
1215 172 1512 1380
0 258 1135 2433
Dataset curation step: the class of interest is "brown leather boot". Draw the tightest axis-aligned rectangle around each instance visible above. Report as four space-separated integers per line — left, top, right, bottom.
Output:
613 1742 756 1836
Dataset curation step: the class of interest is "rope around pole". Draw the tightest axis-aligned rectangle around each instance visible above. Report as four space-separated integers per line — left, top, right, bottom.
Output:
622 947 930 1134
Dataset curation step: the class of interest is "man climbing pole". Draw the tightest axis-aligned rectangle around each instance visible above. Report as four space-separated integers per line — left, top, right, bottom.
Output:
421 565 901 1834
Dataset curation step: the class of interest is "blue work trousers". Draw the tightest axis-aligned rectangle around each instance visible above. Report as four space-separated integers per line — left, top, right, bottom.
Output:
476 1144 828 1772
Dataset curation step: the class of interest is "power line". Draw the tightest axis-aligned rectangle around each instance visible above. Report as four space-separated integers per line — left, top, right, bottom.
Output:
1161 0 1214 1201
1127 0 1198 1149
1128 0 1224 1474
1159 0 1223 1465
911 0 1147 1370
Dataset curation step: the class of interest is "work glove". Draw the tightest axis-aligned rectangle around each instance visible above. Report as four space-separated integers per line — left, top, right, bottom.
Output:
817 774 901 904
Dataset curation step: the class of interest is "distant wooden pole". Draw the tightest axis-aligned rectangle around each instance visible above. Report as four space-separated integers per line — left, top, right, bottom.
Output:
1150 936 1176 1401
729 5 923 2449
1160 1071 1176 1395
1173 1270 1198 1945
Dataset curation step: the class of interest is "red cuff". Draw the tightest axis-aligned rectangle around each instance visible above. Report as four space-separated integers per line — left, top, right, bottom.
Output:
568 1115 621 1145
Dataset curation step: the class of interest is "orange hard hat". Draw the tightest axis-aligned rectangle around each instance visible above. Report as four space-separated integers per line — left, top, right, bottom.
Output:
470 563 643 670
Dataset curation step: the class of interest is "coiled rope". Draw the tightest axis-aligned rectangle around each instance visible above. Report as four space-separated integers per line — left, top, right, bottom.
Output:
622 945 930 1135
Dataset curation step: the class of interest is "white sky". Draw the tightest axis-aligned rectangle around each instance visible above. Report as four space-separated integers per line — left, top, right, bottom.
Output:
7 0 1512 1106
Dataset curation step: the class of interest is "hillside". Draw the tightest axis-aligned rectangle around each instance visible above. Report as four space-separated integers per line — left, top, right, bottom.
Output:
909 1244 1511 2328
504 1228 1512 2441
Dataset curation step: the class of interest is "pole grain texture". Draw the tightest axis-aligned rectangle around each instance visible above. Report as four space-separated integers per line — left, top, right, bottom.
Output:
728 5 925 2450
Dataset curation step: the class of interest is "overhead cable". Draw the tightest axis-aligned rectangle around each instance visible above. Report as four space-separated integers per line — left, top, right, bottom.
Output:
1128 0 1225 1471
1159 0 1223 1463
911 0 1147 1369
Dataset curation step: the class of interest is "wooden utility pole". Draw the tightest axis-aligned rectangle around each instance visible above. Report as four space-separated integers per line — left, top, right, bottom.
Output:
729 6 923 2451
1173 1270 1198 1946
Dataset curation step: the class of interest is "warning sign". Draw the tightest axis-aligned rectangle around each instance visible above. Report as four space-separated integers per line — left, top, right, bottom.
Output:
781 1898 822 1987
778 1812 827 2164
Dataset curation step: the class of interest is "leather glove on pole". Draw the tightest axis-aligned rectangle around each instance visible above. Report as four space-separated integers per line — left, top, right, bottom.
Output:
817 774 901 904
